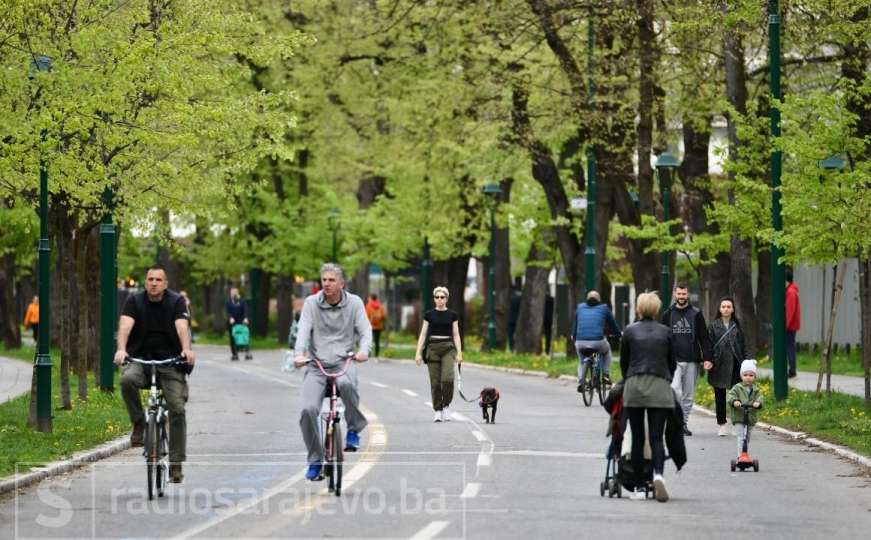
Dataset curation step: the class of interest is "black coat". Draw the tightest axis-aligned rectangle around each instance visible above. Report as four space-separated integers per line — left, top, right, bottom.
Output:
620 319 676 382
707 319 747 388
665 394 687 471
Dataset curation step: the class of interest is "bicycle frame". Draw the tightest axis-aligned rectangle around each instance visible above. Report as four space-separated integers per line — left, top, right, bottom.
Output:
309 355 354 434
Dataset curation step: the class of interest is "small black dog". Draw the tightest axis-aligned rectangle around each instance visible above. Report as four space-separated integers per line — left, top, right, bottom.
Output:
479 387 500 424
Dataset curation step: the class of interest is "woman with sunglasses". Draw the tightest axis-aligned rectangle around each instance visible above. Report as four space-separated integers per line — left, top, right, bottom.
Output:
415 286 464 422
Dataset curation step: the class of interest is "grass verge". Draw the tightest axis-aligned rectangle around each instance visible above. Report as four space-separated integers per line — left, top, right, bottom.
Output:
695 378 870 458
0 345 129 478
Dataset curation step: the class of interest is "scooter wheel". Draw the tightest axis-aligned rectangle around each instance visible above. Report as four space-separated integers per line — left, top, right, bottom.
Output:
730 460 737 472
752 459 759 472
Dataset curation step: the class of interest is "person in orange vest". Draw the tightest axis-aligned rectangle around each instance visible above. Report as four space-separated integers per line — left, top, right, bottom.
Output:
365 293 387 357
24 296 39 342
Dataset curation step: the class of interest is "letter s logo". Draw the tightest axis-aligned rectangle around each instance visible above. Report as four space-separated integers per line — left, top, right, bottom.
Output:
35 482 73 529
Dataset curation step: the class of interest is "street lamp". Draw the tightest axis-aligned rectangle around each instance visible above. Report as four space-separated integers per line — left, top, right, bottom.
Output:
327 207 340 262
99 187 116 392
656 151 680 310
422 237 433 313
30 54 53 432
483 183 502 350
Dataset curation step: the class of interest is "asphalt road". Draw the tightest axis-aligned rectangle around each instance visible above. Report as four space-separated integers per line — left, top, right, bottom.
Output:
1 345 869 539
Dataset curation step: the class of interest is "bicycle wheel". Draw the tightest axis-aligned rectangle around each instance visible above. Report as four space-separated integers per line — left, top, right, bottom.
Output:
581 361 594 406
155 418 168 497
325 426 335 492
145 415 158 500
597 367 610 406
333 427 344 497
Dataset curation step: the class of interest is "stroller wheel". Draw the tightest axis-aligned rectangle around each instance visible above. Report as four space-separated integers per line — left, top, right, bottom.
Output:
600 481 606 497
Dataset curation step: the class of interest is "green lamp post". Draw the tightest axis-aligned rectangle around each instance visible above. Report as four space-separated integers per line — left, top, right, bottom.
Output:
656 151 681 310
422 237 433 313
484 183 502 350
328 207 340 263
99 187 116 391
31 54 53 432
768 0 788 401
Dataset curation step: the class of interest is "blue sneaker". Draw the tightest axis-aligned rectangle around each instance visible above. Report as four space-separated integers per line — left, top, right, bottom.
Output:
345 430 360 451
305 463 322 481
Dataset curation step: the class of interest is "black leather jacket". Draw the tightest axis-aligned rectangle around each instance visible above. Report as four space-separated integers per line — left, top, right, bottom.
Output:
620 319 676 381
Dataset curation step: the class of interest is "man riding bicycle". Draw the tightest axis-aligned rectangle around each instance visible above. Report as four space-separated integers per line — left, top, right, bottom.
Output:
572 290 621 392
115 264 195 484
293 263 372 481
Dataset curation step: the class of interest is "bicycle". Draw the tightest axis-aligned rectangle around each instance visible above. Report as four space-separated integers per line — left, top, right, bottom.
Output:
578 348 610 407
124 355 185 500
305 353 356 497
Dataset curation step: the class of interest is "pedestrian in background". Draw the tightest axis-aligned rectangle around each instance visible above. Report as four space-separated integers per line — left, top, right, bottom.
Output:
661 283 713 436
24 296 39 342
414 286 463 422
786 269 801 378
365 293 387 357
707 296 746 436
225 287 249 361
620 291 676 502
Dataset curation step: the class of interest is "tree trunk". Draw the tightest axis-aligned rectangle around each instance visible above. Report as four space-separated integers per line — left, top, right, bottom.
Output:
514 241 550 354
433 255 471 343
756 247 772 352
0 252 21 349
276 275 293 345
253 270 271 337
493 178 513 351
723 11 758 357
816 262 846 397
56 205 74 410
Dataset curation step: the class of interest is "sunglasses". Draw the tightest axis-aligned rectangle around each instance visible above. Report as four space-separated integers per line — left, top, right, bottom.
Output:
434 295 446 299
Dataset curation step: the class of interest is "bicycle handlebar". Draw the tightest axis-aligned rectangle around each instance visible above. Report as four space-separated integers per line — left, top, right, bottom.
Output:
306 352 356 378
124 355 187 366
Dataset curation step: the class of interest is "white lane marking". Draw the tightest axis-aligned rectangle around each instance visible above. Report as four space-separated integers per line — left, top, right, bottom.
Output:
188 450 603 458
425 401 433 407
168 469 306 540
402 388 419 397
476 453 492 467
450 411 495 470
409 520 450 540
460 482 481 499
471 431 486 442
370 381 389 388
500 450 603 458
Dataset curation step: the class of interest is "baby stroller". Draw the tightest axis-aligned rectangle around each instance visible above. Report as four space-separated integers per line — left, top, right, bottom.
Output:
232 323 253 360
600 382 654 499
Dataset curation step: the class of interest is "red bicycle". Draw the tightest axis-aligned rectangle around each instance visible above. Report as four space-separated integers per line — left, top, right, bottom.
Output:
306 353 356 496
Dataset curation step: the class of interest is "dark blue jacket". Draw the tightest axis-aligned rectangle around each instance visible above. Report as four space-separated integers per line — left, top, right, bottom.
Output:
573 301 621 341
225 298 248 322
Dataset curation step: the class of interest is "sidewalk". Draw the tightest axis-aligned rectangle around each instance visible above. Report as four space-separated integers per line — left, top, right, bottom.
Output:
757 367 867 398
0 354 32 404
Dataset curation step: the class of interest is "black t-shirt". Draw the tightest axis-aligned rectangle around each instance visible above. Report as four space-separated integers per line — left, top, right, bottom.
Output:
122 290 189 359
424 309 457 336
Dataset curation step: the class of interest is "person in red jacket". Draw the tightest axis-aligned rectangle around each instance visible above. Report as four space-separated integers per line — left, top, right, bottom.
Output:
786 269 801 378
365 293 387 357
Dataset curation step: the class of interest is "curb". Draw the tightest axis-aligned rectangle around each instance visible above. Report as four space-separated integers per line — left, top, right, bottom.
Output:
691 404 871 470
0 436 131 496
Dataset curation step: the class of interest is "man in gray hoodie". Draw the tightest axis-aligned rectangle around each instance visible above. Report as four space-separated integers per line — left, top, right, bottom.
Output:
293 263 372 481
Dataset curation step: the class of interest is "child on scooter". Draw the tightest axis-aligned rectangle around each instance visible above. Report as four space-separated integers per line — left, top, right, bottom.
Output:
726 359 763 459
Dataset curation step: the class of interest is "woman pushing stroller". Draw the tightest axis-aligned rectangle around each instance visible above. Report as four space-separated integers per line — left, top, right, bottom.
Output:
619 292 682 502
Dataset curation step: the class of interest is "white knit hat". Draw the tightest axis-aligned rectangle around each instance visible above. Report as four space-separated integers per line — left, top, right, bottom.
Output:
740 359 757 375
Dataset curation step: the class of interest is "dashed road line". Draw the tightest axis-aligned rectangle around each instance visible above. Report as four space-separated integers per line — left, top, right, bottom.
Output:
402 388 419 397
370 381 389 388
460 482 481 499
409 520 450 540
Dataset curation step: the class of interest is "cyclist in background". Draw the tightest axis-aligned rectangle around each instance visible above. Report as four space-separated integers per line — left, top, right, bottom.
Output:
114 264 194 484
293 263 372 481
572 290 622 392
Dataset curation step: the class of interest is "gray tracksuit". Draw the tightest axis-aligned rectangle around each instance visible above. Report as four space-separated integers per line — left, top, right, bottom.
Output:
294 290 372 464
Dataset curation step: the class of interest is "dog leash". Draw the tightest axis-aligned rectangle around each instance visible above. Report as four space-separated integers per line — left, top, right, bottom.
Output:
455 364 479 403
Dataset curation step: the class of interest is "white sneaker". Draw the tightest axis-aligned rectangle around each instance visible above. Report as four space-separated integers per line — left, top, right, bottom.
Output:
442 407 452 421
653 474 669 502
433 411 442 422
718 424 729 437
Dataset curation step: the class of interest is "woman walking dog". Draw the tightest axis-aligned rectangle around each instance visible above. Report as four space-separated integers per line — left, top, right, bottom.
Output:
415 286 464 422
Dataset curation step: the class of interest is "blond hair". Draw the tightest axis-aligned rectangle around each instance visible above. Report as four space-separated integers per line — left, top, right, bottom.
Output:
433 286 449 298
636 292 662 319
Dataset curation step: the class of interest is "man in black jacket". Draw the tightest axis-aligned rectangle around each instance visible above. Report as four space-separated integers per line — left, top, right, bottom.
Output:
661 284 713 436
